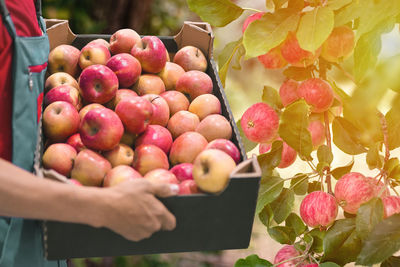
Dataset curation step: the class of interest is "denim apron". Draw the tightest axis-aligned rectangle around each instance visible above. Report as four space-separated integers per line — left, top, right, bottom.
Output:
0 0 65 266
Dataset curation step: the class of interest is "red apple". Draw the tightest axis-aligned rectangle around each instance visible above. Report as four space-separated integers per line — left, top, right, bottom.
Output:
206 139 241 164
79 43 111 70
300 191 338 227
158 62 185 90
132 144 169 176
160 90 190 116
71 149 111 186
135 125 173 154
105 89 138 110
78 103 105 121
42 143 77 177
297 78 334 113
170 163 193 182
176 70 213 101
87 38 110 49
48 44 80 76
115 96 153 134
131 36 167 73
279 79 299 107
67 133 86 152
259 140 297 168
103 165 142 187
169 131 208 165
43 101 80 142
109 28 141 55
44 72 79 93
173 46 208 72
79 108 124 151
133 74 166 96
167 110 200 139
79 64 119 104
274 245 303 267
106 53 141 88
179 180 199 195
368 177 390 198
192 149 236 194
144 169 179 184
188 94 221 120
321 25 355 63
44 85 82 110
382 196 400 218
103 143 134 167
141 94 170 127
308 120 325 149
258 45 288 69
196 114 232 142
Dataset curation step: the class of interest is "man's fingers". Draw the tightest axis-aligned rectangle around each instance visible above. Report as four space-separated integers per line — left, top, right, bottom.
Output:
150 182 179 198
154 201 176 231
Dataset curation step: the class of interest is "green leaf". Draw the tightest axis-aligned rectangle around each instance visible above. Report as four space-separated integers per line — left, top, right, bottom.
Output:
290 174 309 195
231 44 245 71
334 1 363 27
332 117 367 155
308 228 325 253
307 181 321 193
273 0 288 9
381 256 400 267
262 86 283 111
355 198 384 241
282 66 313 81
268 226 296 245
218 38 243 87
259 204 274 228
323 218 362 265
279 99 312 158
257 140 283 176
296 6 334 52
389 165 400 181
327 0 351 10
317 145 333 165
386 97 400 150
331 159 354 180
356 214 400 265
319 263 341 267
266 0 274 11
384 158 400 173
287 0 304 11
234 254 272 267
366 142 383 170
285 213 307 236
270 188 294 224
186 0 244 27
236 120 258 152
243 9 300 58
256 175 284 214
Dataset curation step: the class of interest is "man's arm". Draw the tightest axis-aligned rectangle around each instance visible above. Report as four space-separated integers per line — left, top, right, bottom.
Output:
0 158 178 241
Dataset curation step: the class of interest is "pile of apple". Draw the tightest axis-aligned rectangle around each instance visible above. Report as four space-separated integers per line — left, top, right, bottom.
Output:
41 28 241 194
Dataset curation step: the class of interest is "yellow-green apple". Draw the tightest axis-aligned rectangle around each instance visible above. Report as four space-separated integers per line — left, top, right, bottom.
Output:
87 38 110 49
70 149 111 186
141 94 170 127
170 163 193 182
105 89 138 110
192 149 236 194
281 32 321 67
115 96 153 134
144 169 179 184
103 165 142 187
206 139 241 164
196 114 232 142
44 72 78 93
167 110 200 139
259 140 297 168
158 62 185 90
321 25 354 63
78 103 105 121
308 120 325 149
103 143 134 167
179 180 199 195
79 43 111 70
43 101 80 142
48 44 80 76
240 102 279 143
106 53 141 88
279 79 299 107
160 90 190 116
67 133 86 152
42 143 77 177
79 64 119 104
132 144 169 176
133 74 166 96
173 46 207 72
79 108 124 151
109 28 141 55
176 70 213 101
135 125 173 154
120 131 138 146
169 131 208 165
297 78 334 113
44 85 82 110
188 94 221 120
131 36 167 73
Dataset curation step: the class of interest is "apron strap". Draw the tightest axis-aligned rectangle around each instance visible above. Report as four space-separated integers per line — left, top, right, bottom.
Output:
0 0 17 39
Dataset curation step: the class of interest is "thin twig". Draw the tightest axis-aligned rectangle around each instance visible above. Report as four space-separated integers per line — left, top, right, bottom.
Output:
324 112 333 194
332 62 356 83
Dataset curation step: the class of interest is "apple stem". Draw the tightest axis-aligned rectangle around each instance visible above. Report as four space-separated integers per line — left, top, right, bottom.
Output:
324 111 333 194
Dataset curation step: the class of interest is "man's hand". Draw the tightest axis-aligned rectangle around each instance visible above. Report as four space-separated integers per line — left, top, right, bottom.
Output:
97 179 179 241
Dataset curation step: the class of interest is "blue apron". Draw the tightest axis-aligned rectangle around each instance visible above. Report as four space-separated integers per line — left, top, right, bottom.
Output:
0 0 65 266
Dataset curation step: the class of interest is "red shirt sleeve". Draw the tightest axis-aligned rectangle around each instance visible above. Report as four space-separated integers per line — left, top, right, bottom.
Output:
0 0 43 161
